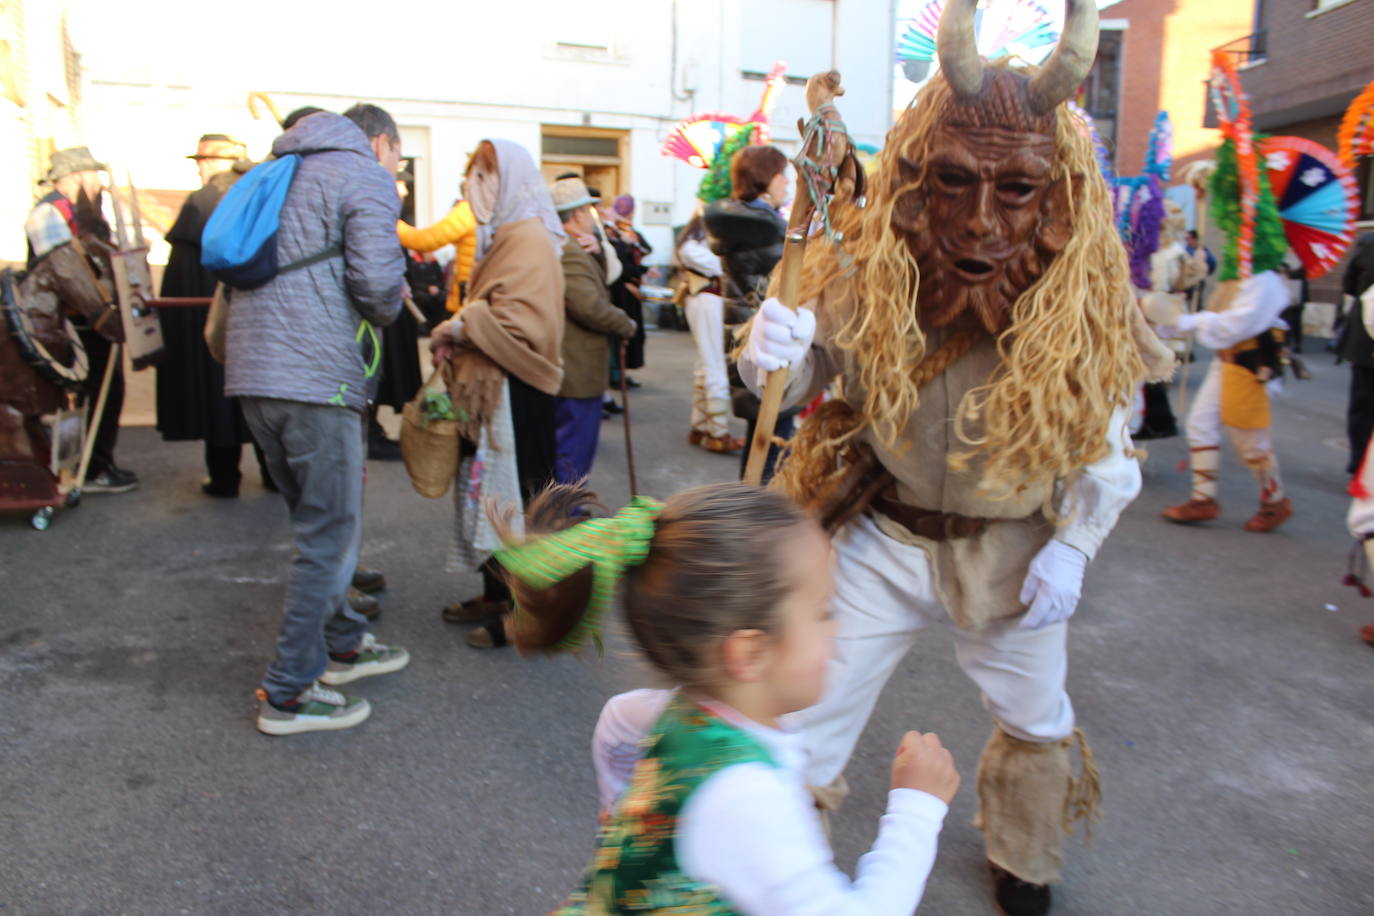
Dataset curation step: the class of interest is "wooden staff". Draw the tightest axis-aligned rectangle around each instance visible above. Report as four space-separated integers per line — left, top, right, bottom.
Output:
743 71 850 486
75 343 120 491
402 294 428 326
618 338 638 497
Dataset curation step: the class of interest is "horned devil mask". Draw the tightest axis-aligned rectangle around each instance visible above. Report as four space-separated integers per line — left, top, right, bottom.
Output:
891 0 1099 334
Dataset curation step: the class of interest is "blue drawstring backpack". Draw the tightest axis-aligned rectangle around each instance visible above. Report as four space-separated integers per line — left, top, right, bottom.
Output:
200 154 341 289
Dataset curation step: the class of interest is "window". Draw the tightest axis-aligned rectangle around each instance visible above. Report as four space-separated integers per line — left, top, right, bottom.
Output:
1079 29 1124 161
740 0 833 77
540 126 628 199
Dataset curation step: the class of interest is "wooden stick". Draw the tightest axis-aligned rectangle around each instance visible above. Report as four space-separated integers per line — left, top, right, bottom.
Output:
76 342 119 491
403 295 428 326
743 71 847 486
619 338 637 497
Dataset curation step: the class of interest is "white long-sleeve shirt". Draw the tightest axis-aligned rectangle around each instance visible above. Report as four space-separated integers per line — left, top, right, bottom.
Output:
1175 270 1288 350
678 236 723 278
592 689 948 916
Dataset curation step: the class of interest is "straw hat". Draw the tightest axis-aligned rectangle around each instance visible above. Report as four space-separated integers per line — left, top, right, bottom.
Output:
550 175 595 211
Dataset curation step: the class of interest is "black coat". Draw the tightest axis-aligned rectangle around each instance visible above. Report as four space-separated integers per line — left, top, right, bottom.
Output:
703 198 786 312
703 198 791 423
373 301 422 411
155 171 253 445
607 228 650 369
1342 234 1374 368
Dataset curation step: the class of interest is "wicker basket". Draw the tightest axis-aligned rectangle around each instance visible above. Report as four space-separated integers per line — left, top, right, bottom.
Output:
400 365 459 498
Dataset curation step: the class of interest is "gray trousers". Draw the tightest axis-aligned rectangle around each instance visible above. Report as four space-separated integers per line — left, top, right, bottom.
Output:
241 397 368 706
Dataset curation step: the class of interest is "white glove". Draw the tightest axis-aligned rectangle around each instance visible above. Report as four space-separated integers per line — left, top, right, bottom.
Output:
1155 311 1199 340
1018 540 1088 630
744 297 816 389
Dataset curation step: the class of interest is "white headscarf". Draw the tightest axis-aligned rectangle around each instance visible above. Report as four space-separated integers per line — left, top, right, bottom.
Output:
475 138 566 257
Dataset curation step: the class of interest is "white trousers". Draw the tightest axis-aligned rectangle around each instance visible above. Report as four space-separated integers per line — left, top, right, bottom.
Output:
1185 358 1275 454
685 292 730 437
802 515 1075 788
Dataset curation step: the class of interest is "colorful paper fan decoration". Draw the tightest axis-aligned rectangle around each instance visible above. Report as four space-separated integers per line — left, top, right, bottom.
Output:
662 63 787 170
896 0 1124 68
1259 135 1358 279
1338 79 1374 169
1208 49 1260 279
1144 111 1172 183
896 0 945 63
661 117 756 170
1066 100 1114 186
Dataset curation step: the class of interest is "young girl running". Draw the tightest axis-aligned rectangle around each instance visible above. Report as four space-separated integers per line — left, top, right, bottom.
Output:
493 482 960 914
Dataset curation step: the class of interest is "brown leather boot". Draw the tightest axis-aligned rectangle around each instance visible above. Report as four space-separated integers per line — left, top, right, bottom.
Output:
1360 625 1374 647
1243 497 1293 533
697 433 746 454
1162 497 1220 524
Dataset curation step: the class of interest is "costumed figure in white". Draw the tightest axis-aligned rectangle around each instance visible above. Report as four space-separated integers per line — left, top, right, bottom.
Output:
1135 200 1208 439
1158 148 1295 532
739 2 1173 913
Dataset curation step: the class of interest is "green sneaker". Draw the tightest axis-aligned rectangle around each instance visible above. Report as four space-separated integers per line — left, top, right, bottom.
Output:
256 682 371 736
319 632 410 686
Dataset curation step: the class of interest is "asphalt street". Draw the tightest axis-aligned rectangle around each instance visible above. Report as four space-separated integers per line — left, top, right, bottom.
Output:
2 327 1371 915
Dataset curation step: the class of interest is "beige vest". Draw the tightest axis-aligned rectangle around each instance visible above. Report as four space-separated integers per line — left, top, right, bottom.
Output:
819 285 1057 630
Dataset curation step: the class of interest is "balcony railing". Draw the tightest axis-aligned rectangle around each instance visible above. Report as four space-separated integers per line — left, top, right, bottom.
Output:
1213 30 1267 67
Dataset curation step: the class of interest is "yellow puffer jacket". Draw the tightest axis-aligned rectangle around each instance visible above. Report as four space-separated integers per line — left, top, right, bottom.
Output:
397 200 477 313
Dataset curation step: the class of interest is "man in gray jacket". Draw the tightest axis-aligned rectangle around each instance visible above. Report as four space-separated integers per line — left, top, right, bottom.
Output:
226 109 408 735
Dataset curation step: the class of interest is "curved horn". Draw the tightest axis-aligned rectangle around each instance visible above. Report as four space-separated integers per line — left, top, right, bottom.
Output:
1027 0 1100 114
937 0 985 102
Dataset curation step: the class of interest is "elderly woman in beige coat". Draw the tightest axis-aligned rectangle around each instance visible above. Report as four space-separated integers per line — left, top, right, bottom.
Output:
429 139 566 648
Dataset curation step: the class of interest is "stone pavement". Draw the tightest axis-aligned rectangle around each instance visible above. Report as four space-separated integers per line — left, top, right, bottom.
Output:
1 328 1370 915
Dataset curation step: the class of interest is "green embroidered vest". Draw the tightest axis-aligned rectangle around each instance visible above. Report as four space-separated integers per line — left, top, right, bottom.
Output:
554 695 778 915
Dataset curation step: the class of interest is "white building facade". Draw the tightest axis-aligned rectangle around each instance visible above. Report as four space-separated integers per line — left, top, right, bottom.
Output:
5 0 897 265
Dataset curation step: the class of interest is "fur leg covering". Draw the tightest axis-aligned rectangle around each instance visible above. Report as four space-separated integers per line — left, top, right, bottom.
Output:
974 726 1101 885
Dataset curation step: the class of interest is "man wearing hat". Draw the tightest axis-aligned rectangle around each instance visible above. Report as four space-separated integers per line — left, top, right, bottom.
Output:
24 145 138 494
188 134 246 184
156 133 268 498
549 175 636 485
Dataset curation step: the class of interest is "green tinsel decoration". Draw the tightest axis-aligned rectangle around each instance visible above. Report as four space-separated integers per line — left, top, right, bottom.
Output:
1209 136 1289 281
697 125 755 203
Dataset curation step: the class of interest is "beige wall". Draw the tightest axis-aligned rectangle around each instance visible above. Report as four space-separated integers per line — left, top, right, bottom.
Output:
1109 0 1255 177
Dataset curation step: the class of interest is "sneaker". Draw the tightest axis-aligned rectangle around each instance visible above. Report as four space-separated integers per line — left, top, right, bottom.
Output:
256 682 371 736
319 632 410 685
84 466 139 494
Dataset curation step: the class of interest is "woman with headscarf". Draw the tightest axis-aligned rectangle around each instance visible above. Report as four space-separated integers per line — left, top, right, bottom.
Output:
429 139 566 648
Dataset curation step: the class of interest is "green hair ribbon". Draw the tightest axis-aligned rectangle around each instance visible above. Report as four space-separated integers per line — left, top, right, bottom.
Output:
493 496 665 652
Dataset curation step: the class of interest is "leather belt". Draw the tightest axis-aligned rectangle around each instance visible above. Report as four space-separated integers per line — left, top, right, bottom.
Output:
871 493 989 542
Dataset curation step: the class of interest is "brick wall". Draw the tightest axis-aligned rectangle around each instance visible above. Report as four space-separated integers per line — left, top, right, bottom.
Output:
1109 0 1254 175
1243 0 1374 126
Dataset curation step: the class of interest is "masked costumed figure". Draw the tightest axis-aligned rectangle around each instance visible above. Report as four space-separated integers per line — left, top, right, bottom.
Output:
1158 140 1294 532
1135 200 1208 439
18 147 134 495
738 3 1173 911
